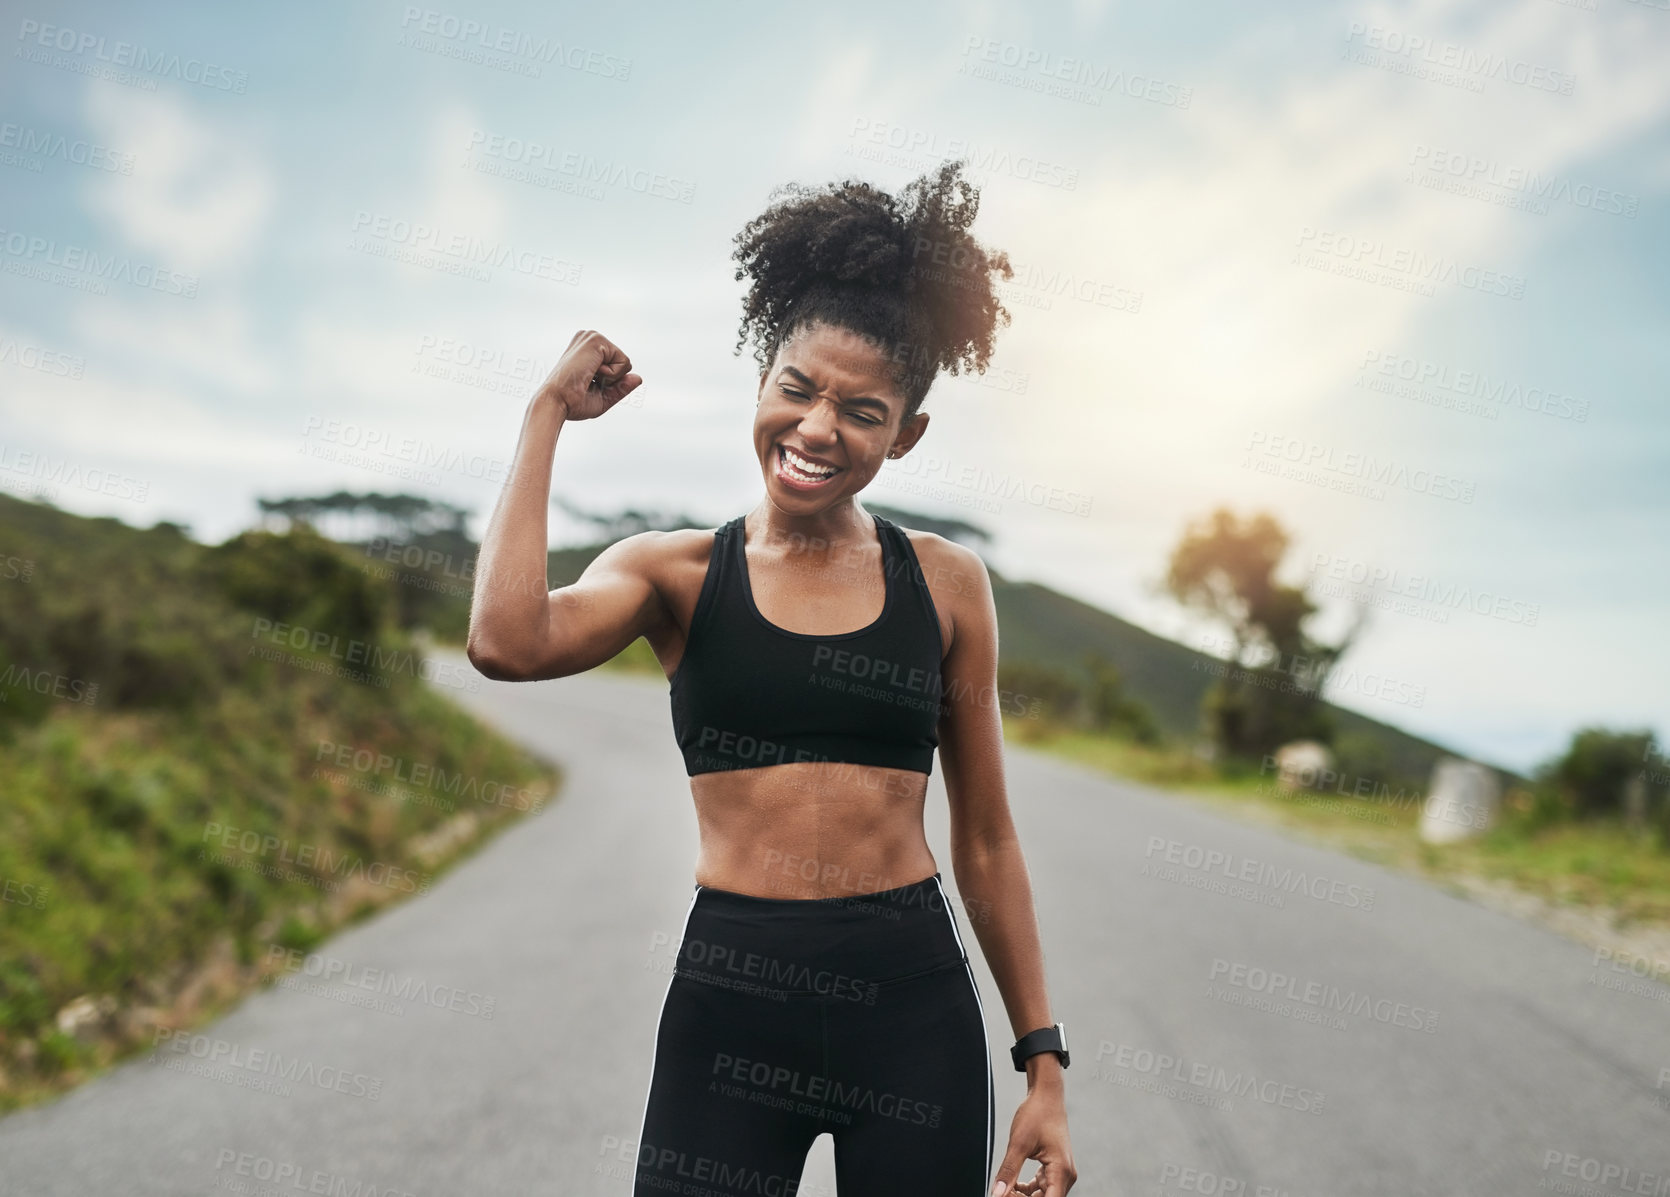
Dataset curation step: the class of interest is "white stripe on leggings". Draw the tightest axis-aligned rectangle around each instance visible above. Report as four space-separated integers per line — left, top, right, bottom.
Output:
932 874 994 1182
634 883 704 1162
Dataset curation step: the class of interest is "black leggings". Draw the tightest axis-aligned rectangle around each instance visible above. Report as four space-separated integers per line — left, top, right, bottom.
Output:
634 872 995 1195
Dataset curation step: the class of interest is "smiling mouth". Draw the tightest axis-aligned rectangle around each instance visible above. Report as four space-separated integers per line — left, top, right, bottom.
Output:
776 444 844 487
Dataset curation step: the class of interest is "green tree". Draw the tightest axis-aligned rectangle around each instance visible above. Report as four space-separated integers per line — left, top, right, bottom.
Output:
1083 652 1160 744
1535 727 1668 842
196 522 395 645
996 661 1084 727
1165 508 1360 761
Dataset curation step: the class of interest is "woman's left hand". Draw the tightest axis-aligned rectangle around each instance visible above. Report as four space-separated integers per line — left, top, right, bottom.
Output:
991 1085 1076 1195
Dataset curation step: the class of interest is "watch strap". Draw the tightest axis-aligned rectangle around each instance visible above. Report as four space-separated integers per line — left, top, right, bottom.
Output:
1010 1022 1069 1071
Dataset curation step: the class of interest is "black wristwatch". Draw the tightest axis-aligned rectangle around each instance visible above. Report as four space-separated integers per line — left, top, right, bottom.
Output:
1010 1022 1069 1071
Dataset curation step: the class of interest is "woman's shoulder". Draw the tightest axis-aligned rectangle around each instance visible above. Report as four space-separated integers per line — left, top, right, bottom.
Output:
893 524 988 592
610 521 730 590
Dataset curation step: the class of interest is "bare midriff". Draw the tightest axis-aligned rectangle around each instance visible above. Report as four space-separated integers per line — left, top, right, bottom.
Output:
688 765 938 899
658 517 945 900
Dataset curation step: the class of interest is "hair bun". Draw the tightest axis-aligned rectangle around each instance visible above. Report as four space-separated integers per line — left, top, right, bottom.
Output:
733 160 1011 418
800 204 912 290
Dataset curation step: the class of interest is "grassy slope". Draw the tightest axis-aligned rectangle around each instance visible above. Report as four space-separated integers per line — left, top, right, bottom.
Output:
1006 721 1670 931
0 495 559 1112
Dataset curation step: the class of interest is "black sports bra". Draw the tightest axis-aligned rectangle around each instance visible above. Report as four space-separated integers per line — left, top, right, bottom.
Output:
669 513 946 777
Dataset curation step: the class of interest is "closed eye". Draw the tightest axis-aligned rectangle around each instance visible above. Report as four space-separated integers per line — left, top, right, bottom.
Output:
778 385 884 426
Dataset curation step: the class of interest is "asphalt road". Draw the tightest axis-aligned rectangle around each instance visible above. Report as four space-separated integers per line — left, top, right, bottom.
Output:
3 659 1667 1196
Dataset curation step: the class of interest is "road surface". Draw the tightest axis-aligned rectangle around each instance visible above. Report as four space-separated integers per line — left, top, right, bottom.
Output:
2 659 1666 1195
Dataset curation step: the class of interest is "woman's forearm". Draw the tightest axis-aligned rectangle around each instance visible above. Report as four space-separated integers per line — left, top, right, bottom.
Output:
951 837 1065 1091
466 394 566 677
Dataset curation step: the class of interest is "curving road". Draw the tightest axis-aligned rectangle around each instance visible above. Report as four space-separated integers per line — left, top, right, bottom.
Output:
3 657 1667 1195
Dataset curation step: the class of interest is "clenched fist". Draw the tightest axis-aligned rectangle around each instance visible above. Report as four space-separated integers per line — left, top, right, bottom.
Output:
537 329 642 420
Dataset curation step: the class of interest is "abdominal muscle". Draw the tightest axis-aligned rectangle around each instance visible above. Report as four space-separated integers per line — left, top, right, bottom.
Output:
689 762 939 899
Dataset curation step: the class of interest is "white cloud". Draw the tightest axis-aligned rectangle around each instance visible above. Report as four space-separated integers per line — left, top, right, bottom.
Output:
74 297 277 395
425 103 509 242
968 0 1670 515
79 79 274 274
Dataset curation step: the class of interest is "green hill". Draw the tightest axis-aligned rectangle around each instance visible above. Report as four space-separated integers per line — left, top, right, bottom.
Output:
986 574 1497 786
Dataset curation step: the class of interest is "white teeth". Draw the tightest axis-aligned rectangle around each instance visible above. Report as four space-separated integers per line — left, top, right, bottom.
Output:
781 446 838 479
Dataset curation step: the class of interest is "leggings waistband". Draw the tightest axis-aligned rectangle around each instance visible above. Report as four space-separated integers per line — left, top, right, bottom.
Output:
674 872 969 996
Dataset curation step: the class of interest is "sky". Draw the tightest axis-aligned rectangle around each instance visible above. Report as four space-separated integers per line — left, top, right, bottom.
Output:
1 0 1666 776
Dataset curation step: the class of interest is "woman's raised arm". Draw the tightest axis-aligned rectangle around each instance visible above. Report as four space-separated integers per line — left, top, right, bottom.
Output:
465 330 650 682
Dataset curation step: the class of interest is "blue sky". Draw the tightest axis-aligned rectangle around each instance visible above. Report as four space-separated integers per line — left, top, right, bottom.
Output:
2 0 1666 775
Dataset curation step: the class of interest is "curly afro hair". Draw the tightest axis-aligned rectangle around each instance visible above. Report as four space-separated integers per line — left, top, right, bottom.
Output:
731 159 1012 423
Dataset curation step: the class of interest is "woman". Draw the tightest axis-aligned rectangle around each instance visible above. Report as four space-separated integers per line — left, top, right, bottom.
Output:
467 161 1076 1197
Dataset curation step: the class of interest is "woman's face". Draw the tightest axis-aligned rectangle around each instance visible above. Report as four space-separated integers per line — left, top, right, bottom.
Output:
753 322 928 512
